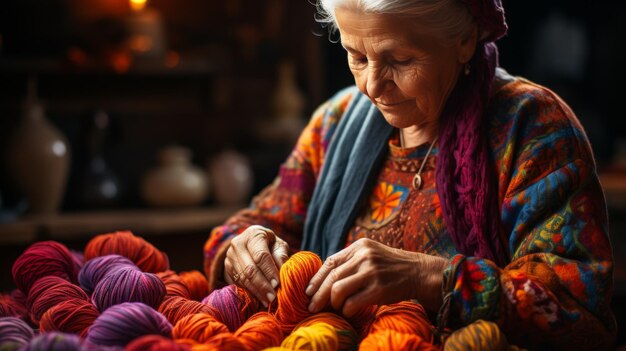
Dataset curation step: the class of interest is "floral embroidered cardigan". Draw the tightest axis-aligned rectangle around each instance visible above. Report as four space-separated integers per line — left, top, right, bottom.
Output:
204 70 616 349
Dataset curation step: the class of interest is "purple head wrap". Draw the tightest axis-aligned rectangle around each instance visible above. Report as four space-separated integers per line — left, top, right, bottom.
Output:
435 0 509 266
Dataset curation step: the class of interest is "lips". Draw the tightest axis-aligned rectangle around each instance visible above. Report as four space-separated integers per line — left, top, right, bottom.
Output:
376 100 411 107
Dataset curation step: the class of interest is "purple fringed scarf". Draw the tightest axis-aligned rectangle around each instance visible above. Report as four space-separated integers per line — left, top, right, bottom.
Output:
435 0 509 267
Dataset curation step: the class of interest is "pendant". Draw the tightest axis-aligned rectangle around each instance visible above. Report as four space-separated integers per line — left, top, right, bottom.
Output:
412 174 422 190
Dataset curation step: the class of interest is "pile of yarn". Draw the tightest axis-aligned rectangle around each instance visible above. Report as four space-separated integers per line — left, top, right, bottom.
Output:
1 230 513 351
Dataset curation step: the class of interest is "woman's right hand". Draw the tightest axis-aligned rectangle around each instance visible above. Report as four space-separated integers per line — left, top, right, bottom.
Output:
224 225 290 306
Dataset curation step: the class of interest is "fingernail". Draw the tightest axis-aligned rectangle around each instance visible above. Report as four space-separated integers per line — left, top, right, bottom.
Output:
305 284 313 296
271 279 279 289
308 302 316 313
266 292 275 303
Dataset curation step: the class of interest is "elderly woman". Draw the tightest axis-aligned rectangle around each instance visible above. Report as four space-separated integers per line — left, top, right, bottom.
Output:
204 0 616 349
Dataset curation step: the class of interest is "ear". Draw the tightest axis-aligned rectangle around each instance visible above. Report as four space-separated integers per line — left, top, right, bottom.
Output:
456 24 479 64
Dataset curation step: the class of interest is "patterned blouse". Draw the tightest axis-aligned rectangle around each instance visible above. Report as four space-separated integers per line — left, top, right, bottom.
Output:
204 69 616 349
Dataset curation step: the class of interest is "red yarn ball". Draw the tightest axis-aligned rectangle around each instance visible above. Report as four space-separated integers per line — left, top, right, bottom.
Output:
84 231 170 273
0 293 28 321
12 241 81 294
126 335 190 351
158 296 219 326
39 298 99 337
26 276 89 324
157 271 192 299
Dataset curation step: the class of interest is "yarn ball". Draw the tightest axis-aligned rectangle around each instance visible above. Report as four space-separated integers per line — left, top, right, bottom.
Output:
443 319 509 351
178 271 209 301
12 241 81 294
86 302 172 347
0 294 28 321
202 284 260 332
359 329 437 351
345 304 378 339
26 276 89 324
78 254 137 294
84 231 170 273
39 298 99 337
275 251 322 332
157 271 192 299
234 312 284 350
281 323 338 351
91 267 166 311
125 335 190 351
295 313 358 351
158 296 219 326
200 333 247 351
172 313 229 343
21 332 85 351
0 317 34 347
369 301 433 342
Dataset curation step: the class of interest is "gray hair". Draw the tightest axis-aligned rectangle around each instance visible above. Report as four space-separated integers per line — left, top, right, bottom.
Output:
316 0 477 44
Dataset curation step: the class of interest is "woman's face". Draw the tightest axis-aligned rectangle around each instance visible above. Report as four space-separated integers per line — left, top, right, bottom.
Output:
335 7 474 130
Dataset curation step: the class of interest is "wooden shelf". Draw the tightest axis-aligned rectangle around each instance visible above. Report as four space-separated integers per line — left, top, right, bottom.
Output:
0 206 239 245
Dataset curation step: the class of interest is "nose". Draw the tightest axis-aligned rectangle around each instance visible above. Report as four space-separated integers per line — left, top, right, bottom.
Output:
365 64 390 99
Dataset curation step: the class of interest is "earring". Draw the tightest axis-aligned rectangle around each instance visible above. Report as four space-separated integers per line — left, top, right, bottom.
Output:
464 63 471 76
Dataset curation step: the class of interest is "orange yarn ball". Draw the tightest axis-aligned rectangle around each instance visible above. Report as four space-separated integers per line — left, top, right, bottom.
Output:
296 313 358 351
234 312 284 350
172 313 229 343
157 271 192 299
369 301 433 342
275 251 322 332
359 329 438 351
179 270 209 301
39 298 99 337
186 333 247 351
346 304 378 339
126 335 190 351
158 296 219 325
84 231 169 273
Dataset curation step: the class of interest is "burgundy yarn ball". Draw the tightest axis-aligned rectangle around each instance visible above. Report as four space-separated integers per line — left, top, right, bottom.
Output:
21 332 85 351
78 254 137 294
125 335 190 351
0 293 28 321
39 298 100 337
0 316 34 347
91 267 166 312
12 241 81 295
26 276 89 324
158 296 219 326
86 302 172 347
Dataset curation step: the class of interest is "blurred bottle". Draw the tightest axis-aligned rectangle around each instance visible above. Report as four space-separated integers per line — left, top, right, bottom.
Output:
208 150 253 206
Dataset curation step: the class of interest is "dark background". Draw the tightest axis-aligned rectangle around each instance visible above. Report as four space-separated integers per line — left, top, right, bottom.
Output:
0 0 625 348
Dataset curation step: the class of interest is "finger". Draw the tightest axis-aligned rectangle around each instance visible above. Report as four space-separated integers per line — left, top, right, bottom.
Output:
232 245 276 307
224 257 234 285
306 250 347 296
271 238 290 269
308 257 354 313
328 271 370 314
246 231 280 289
341 284 378 317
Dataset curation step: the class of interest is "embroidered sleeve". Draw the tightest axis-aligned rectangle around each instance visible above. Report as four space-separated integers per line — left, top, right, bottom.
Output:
445 83 616 350
203 87 357 289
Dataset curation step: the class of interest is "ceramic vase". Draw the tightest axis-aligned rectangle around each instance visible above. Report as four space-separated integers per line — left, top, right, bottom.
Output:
141 146 209 207
208 150 253 206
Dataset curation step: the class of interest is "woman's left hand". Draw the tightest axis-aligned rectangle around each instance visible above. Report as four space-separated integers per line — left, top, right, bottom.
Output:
305 238 448 317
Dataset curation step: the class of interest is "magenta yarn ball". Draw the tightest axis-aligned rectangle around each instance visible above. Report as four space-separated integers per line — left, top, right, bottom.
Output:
91 267 166 312
12 241 81 294
86 302 172 347
26 276 89 324
78 254 137 294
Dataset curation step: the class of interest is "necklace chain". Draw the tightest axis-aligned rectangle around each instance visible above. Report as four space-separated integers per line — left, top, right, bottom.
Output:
399 129 438 190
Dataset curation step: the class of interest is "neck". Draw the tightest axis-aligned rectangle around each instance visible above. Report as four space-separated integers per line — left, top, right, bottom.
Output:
399 123 439 148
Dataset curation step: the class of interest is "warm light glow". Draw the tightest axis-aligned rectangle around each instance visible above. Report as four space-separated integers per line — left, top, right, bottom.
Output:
130 0 147 12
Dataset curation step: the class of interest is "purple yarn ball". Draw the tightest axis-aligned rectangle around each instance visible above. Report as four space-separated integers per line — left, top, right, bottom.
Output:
202 284 257 332
20 332 85 351
0 317 34 347
91 267 165 312
86 302 172 347
78 255 137 294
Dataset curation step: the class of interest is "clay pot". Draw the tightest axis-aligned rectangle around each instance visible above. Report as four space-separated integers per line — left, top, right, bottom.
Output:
208 150 253 206
141 146 208 207
6 101 71 214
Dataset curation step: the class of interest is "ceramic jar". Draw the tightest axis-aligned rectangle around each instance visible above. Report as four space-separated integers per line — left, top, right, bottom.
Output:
141 146 208 207
208 150 253 206
6 90 71 214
